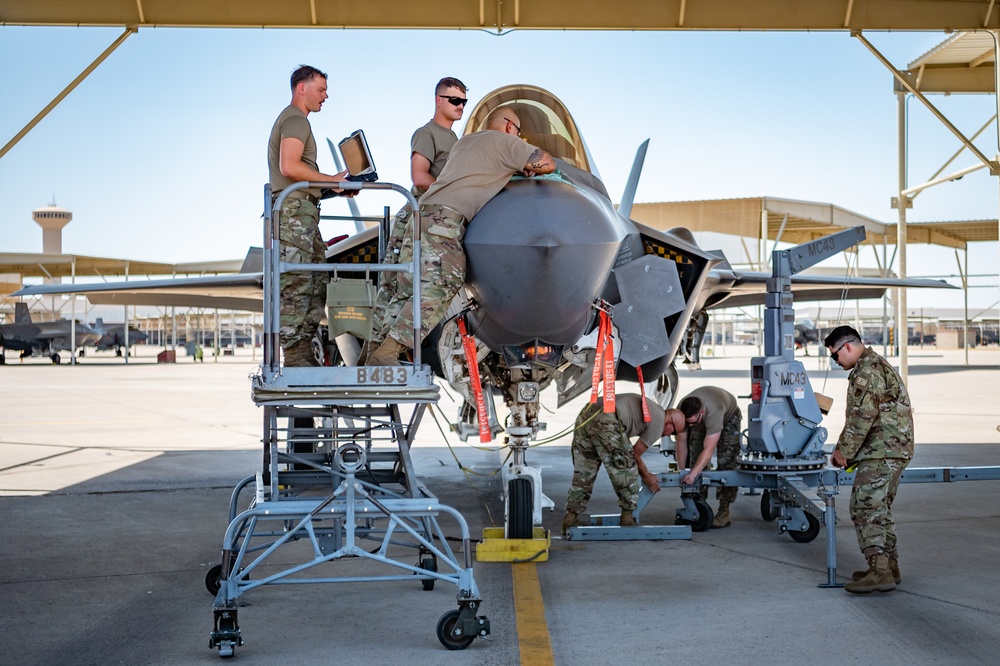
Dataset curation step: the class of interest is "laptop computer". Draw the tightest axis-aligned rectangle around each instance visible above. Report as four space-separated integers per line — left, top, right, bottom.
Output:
337 129 378 182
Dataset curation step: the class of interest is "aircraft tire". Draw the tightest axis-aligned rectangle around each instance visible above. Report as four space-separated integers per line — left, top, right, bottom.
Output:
0 353 5 364
51 353 61 364
507 478 533 540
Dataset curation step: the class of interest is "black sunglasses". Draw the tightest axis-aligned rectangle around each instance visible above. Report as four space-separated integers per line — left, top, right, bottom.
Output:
830 341 849 363
438 95 468 106
503 117 521 135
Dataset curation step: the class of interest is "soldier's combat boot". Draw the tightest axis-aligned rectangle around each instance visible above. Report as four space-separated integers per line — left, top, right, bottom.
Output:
711 502 731 529
852 557 901 584
845 554 896 594
561 511 579 536
619 510 637 527
366 338 404 366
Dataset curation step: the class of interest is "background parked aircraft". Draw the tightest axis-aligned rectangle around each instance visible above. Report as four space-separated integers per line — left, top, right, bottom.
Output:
88 318 149 356
0 303 100 364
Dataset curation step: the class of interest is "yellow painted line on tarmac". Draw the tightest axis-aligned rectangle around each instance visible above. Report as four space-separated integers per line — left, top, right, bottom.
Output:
512 562 554 666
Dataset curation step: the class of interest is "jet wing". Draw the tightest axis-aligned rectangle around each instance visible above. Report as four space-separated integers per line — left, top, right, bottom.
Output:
12 273 264 312
698 268 957 311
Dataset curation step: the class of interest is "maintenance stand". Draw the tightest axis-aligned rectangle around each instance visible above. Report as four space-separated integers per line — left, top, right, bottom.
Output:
207 181 489 657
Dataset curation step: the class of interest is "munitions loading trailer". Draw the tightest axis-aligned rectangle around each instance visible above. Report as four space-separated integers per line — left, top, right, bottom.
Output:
207 181 489 657
569 226 1000 586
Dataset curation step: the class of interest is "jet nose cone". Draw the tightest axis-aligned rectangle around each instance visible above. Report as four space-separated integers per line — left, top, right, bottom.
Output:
463 179 628 347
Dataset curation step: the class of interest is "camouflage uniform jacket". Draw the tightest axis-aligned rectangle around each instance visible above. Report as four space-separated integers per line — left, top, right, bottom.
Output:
836 347 914 462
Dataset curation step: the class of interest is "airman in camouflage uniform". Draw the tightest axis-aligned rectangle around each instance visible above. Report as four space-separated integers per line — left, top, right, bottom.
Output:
674 387 743 528
267 65 354 366
825 325 914 594
369 205 467 351
365 107 556 366
366 78 467 360
562 395 682 535
278 197 327 360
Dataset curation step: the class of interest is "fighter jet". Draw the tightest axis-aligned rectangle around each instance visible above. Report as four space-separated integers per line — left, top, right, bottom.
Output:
89 318 149 356
321 84 955 535
0 303 100 364
12 84 953 531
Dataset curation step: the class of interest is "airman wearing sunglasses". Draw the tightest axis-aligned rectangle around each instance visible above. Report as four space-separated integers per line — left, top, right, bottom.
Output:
366 106 556 366
824 325 913 594
364 78 469 363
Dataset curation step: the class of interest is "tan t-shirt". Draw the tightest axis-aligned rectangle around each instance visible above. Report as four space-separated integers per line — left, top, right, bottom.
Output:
686 386 739 435
267 104 321 199
596 394 665 447
410 120 458 197
419 130 536 221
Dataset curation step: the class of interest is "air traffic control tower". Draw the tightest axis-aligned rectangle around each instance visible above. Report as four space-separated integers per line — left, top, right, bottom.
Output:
33 203 72 285
33 203 72 255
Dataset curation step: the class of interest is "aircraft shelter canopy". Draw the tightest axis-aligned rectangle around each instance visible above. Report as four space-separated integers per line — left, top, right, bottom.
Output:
900 31 998 94
630 197 999 252
0 252 245 279
0 0 995 31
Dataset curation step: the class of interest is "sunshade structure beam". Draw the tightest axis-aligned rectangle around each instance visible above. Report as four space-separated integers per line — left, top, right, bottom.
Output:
0 0 996 31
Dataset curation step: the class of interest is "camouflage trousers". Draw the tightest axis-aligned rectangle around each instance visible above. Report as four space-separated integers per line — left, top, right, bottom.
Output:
850 457 909 560
278 197 327 351
371 206 466 350
565 404 640 514
685 409 743 505
368 204 412 343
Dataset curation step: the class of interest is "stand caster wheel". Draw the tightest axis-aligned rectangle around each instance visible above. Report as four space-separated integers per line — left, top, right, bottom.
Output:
419 557 437 591
436 609 476 650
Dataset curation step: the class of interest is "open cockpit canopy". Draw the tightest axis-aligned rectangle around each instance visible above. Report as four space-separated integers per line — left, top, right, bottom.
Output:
464 85 591 173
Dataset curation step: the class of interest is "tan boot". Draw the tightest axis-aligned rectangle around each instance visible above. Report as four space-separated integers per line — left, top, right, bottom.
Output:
561 511 579 536
845 554 896 594
366 338 404 366
711 502 731 529
852 557 901 584
619 510 637 527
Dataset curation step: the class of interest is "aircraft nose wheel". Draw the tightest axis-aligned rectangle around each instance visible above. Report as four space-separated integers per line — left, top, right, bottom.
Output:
507 478 534 539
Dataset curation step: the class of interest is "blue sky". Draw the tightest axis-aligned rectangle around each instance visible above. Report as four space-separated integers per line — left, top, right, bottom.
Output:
0 26 996 308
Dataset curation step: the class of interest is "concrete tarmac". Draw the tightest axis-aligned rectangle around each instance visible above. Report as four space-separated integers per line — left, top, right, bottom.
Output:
1 346 998 664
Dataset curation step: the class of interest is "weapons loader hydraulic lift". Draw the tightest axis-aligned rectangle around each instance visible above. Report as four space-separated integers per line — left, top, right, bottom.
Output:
207 181 489 658
571 226 1000 586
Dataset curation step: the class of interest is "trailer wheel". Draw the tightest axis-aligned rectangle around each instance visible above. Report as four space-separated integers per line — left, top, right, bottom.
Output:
760 490 779 521
788 512 821 543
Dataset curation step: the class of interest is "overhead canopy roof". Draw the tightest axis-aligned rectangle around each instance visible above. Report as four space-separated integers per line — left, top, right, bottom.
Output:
630 197 999 251
898 31 998 94
0 0 994 31
0 252 246 279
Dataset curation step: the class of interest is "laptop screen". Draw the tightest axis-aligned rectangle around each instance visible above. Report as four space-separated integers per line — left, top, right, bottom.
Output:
338 130 377 181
